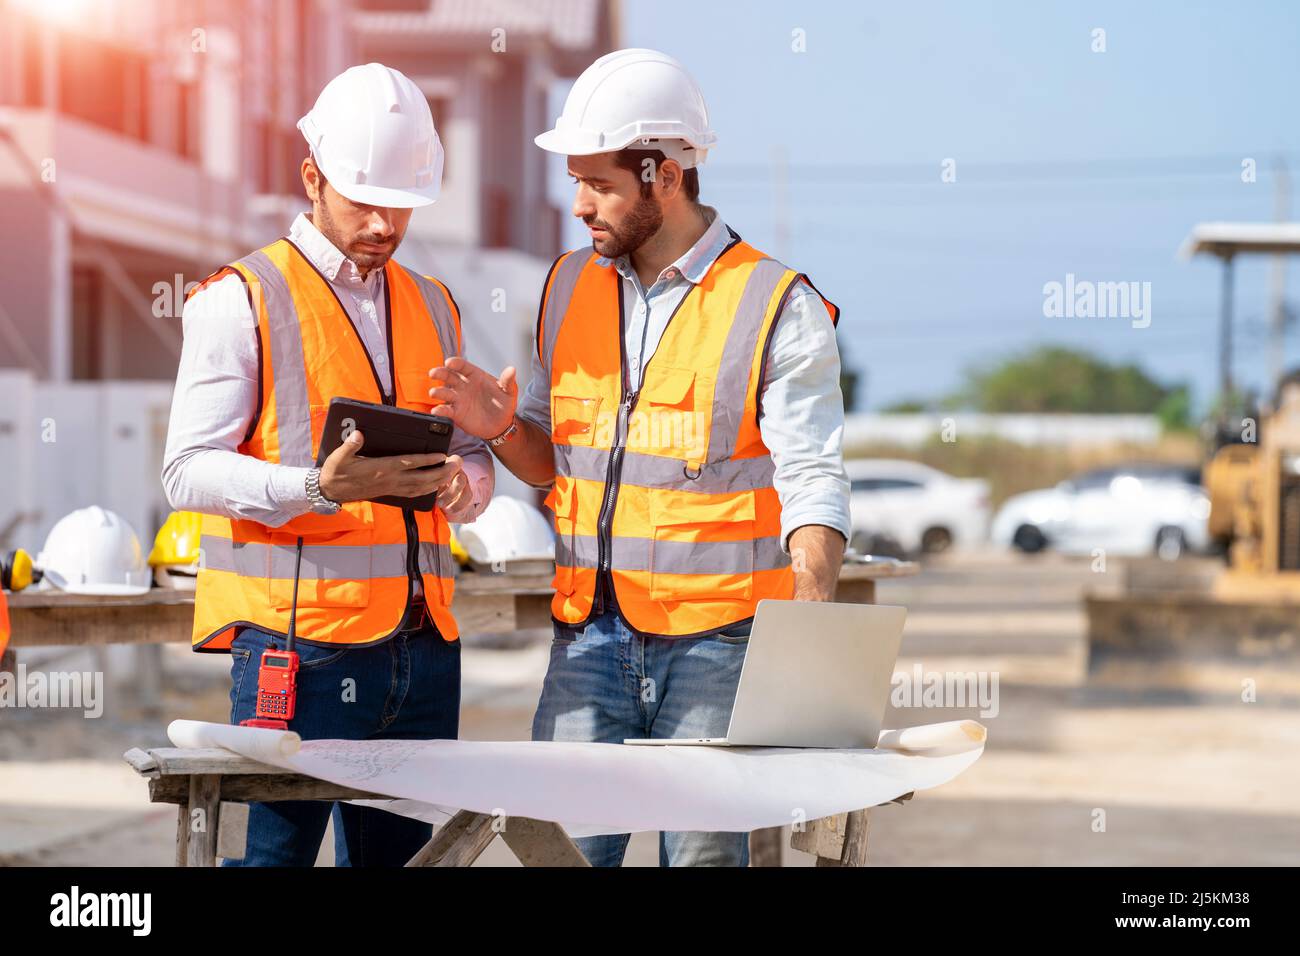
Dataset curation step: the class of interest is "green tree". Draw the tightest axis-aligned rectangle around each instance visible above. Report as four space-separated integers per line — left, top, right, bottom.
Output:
955 346 1187 423
882 398 928 413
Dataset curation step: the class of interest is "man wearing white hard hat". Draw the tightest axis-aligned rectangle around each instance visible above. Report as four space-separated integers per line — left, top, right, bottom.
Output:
163 63 493 866
428 49 851 866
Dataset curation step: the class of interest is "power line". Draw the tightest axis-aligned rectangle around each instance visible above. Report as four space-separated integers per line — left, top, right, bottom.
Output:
704 152 1300 186
706 180 1283 207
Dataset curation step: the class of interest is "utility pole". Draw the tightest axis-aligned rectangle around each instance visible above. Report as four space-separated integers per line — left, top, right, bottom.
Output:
1220 251 1235 422
1268 156 1291 402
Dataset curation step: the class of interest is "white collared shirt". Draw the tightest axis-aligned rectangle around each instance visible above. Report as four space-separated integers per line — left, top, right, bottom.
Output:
162 213 493 527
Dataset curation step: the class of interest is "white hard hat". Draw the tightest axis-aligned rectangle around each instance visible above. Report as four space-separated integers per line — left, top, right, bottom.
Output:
535 48 717 169
298 62 444 208
457 496 555 566
38 506 151 596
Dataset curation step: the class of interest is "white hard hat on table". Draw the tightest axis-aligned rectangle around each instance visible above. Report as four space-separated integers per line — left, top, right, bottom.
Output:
37 505 150 596
297 62 444 208
535 48 717 169
456 496 556 566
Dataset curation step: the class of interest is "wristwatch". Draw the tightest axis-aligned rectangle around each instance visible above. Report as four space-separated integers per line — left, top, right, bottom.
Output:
306 467 342 514
488 415 520 448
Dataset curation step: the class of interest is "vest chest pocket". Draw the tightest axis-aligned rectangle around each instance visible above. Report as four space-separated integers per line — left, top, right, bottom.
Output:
551 395 601 446
647 491 755 603
397 369 438 413
630 366 709 463
544 480 580 595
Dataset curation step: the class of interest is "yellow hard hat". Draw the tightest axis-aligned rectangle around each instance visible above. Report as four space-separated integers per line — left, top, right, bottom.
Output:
148 511 203 568
449 527 469 567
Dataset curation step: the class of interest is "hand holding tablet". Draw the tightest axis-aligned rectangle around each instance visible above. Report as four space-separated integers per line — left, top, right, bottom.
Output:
314 397 457 510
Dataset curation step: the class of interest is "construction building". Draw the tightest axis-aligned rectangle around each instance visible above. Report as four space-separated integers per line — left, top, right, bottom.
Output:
0 0 617 551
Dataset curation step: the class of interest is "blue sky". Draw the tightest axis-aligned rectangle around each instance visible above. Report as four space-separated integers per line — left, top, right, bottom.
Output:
551 0 1300 412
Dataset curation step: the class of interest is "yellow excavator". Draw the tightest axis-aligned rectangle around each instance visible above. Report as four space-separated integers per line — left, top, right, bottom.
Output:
1206 372 1300 600
1183 221 1300 603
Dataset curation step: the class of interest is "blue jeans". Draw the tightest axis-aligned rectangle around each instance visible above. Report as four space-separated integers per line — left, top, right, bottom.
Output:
531 609 752 867
223 621 460 867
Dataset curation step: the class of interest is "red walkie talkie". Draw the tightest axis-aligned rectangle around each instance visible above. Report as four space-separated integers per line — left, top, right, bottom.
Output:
241 536 304 730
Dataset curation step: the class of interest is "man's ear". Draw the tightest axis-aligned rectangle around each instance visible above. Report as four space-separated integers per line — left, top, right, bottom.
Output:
301 157 323 204
657 158 684 201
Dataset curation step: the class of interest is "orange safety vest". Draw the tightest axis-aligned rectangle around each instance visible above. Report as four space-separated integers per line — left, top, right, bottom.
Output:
537 231 839 637
190 238 461 652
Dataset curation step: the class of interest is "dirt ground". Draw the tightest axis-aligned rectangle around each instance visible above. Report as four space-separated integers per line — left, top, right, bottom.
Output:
2 551 1297 867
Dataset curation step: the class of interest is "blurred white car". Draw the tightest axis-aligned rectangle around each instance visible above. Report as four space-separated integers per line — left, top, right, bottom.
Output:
991 463 1210 559
846 459 990 556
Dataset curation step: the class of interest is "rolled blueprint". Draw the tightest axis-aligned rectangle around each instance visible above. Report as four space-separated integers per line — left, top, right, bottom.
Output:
876 719 986 754
168 718 302 763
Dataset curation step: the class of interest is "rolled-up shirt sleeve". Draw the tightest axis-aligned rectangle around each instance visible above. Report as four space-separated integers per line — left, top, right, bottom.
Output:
161 274 314 527
515 345 553 434
757 282 852 551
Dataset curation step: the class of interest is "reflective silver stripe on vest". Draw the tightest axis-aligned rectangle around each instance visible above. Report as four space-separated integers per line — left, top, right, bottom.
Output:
238 249 314 467
201 537 453 581
555 444 776 494
398 266 461 359
555 534 790 574
421 542 455 579
538 249 597 374
708 258 793 459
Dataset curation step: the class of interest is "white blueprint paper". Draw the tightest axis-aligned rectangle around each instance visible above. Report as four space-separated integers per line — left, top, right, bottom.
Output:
167 719 984 835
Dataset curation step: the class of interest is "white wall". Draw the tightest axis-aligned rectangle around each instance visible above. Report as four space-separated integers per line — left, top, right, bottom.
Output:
844 413 1164 450
0 373 174 555
0 370 38 551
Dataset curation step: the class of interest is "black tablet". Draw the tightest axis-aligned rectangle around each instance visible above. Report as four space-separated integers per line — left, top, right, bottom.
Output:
314 397 455 511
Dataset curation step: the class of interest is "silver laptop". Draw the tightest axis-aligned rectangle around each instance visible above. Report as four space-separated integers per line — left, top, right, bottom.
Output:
624 599 906 749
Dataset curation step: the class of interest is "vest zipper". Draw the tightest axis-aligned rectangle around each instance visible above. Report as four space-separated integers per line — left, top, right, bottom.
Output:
592 280 631 617
383 297 425 625
593 389 636 615
403 504 422 615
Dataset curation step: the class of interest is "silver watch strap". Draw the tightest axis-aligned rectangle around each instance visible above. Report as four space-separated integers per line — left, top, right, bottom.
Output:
306 467 340 513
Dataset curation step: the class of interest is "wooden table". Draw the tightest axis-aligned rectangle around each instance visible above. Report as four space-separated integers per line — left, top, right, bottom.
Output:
123 745 913 868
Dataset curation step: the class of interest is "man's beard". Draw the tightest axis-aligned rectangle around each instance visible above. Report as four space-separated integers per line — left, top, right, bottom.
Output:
315 201 399 272
585 193 663 258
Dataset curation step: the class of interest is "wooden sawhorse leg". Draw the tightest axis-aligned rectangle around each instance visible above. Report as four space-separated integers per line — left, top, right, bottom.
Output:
406 811 591 867
753 792 914 867
175 774 222 867
789 809 871 867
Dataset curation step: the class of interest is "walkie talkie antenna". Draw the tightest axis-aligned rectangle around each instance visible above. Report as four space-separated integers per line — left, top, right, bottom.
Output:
286 535 304 654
